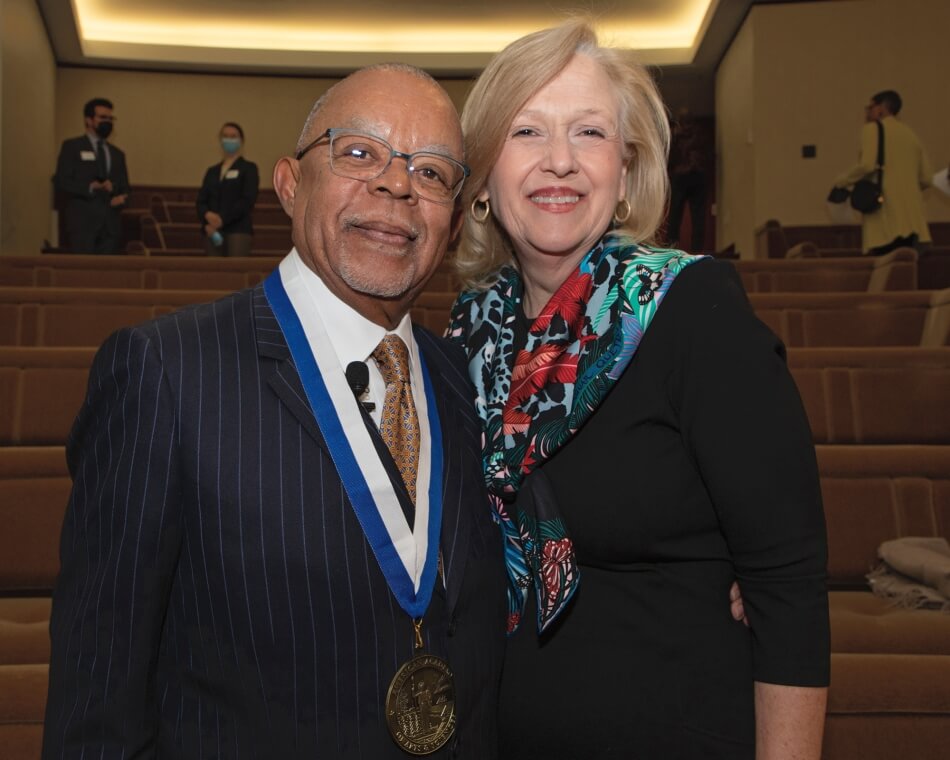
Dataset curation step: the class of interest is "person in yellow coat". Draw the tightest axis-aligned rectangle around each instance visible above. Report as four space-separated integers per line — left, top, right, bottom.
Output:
836 91 933 255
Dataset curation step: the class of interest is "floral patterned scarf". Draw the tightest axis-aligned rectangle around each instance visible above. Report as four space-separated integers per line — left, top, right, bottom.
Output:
447 231 704 634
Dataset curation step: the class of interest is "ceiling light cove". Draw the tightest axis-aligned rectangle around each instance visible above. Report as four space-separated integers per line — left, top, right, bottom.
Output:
72 0 717 67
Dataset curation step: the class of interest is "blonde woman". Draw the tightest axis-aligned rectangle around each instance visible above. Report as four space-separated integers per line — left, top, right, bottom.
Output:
448 21 829 759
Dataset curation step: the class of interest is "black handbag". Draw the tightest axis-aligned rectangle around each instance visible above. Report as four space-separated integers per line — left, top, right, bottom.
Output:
849 121 884 214
827 186 850 204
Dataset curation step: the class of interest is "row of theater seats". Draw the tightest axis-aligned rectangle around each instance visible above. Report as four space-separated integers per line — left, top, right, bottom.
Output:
755 219 950 290
58 184 294 257
0 246 919 292
2 344 948 448
1 249 949 759
2 267 947 344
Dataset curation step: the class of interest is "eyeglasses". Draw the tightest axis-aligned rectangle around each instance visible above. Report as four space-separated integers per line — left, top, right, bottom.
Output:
295 128 470 204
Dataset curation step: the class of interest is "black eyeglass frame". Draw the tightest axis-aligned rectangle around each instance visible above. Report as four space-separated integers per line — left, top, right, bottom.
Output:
294 128 471 203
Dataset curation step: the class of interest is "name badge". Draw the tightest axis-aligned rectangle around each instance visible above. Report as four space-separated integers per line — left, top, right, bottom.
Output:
224 169 239 179
80 151 96 161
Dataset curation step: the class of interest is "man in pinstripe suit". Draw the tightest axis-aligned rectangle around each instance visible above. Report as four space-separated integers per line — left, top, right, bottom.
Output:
43 64 507 759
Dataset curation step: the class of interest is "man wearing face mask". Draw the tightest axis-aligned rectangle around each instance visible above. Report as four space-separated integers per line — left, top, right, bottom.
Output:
54 97 131 254
196 121 260 256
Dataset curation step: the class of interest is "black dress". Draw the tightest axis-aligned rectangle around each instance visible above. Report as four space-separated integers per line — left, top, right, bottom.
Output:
497 259 830 759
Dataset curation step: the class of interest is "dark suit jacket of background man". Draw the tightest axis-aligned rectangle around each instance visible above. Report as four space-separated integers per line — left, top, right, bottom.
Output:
54 134 130 253
41 283 507 758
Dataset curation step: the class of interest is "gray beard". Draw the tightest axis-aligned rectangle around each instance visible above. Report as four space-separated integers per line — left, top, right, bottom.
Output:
335 255 417 299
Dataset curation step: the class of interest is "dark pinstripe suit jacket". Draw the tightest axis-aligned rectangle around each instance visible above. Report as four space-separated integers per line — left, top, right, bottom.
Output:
42 284 507 759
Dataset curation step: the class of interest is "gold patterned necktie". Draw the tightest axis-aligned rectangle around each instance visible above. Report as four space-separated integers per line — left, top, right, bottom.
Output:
372 334 420 506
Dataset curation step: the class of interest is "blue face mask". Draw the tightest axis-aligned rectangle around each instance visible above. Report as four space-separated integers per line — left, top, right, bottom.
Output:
221 137 241 154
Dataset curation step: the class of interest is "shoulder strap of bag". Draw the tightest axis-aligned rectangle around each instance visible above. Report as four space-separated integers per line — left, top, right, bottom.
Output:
874 120 884 186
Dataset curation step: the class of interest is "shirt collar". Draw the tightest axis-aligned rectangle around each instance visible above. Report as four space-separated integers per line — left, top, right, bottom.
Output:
288 248 415 370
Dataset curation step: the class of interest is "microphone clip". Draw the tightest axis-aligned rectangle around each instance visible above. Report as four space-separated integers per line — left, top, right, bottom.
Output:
345 361 375 413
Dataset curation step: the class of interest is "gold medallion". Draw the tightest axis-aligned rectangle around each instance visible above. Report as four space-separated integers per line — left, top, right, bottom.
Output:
385 654 456 755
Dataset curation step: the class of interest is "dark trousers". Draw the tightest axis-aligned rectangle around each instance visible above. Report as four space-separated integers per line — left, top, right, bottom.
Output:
65 197 121 254
204 232 253 257
868 233 919 257
668 170 707 252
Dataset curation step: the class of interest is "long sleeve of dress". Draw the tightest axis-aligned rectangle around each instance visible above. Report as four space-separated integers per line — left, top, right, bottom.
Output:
674 261 830 687
836 121 879 187
196 165 216 222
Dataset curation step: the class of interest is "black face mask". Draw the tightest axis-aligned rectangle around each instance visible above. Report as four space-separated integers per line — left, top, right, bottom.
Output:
95 121 113 139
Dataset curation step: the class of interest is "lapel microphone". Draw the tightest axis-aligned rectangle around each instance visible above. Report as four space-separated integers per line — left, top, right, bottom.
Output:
345 361 375 413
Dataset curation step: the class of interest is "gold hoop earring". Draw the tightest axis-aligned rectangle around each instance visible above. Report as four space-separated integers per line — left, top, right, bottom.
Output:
471 198 490 223
613 199 631 224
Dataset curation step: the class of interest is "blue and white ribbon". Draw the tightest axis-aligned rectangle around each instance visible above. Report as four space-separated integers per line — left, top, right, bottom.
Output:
264 254 443 618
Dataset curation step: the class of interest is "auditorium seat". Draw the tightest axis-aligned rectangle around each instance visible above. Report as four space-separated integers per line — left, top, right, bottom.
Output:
790 364 950 444
786 346 950 369
0 446 67 756
920 249 950 290
157 222 292 251
1 253 277 291
4 285 946 348
754 219 950 263
139 215 291 255
419 288 950 346
142 246 287 257
816 444 950 760
735 248 917 292
1 255 454 296
787 347 950 444
0 446 67 595
3 443 946 649
816 445 950 585
0 286 222 347
755 219 863 259
152 198 290 226
0 663 47 760
125 185 279 208
824 653 950 760
0 348 95 445
6 344 945 448
750 288 950 347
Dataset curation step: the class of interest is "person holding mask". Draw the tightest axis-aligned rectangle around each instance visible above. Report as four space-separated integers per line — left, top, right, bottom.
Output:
447 21 829 759
54 97 130 253
196 122 259 256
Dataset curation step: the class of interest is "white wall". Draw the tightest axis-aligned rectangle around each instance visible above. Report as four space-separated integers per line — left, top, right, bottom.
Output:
1 0 57 256
715 14 755 259
55 68 474 190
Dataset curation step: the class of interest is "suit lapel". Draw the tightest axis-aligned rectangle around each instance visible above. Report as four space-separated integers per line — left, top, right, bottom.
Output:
255 283 414 515
415 328 471 617
254 284 330 452
255 284 471 616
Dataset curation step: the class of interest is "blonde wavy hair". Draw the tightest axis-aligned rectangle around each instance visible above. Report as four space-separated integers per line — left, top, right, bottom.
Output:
456 20 671 290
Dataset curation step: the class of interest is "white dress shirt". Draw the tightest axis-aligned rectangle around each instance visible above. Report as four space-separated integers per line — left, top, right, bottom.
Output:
290 250 426 427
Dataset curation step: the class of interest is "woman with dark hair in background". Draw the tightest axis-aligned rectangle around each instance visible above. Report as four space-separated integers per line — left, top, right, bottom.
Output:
448 20 830 759
196 121 259 256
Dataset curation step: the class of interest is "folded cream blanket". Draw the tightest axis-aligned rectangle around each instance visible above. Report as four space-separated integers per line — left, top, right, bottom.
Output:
867 537 950 612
